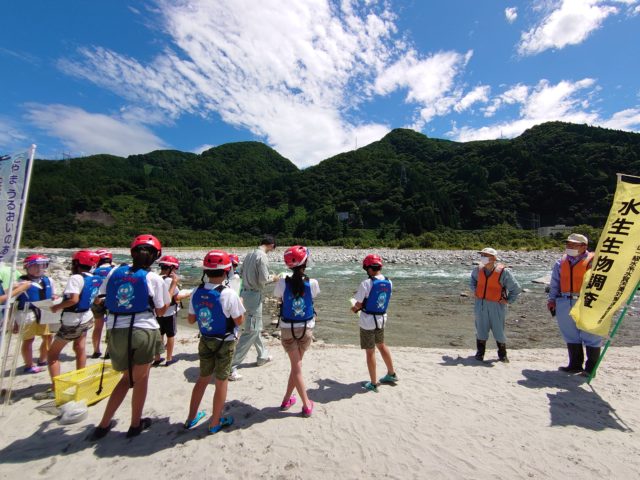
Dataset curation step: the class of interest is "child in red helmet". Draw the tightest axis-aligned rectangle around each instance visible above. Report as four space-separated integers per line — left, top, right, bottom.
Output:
351 254 398 392
15 254 55 373
184 250 245 433
90 234 171 440
91 249 114 359
153 255 187 367
36 250 102 399
273 245 319 417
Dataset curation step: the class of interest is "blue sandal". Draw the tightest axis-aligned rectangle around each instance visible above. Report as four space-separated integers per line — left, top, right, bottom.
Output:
209 415 234 434
362 381 379 393
184 410 206 429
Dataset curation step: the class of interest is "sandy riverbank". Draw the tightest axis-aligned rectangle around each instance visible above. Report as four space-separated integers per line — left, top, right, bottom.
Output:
1 330 639 479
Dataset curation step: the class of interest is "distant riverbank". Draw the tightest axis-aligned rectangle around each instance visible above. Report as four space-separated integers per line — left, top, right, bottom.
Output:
25 247 640 350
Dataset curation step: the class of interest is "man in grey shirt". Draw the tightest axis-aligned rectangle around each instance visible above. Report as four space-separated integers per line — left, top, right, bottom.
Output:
229 236 278 380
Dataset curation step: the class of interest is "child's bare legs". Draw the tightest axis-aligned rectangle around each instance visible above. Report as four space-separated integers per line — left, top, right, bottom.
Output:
210 377 228 427
21 338 35 368
97 363 151 429
365 347 377 385
376 342 395 377
187 374 211 422
154 334 166 363
284 348 311 410
73 334 87 370
282 348 308 407
92 315 104 354
165 335 175 362
38 335 52 364
47 338 68 389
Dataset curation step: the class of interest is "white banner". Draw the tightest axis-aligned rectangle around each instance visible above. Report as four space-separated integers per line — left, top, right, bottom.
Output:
0 146 35 265
0 145 36 410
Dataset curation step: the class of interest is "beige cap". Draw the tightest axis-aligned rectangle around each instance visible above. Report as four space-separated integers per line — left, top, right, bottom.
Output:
567 233 588 245
478 247 498 257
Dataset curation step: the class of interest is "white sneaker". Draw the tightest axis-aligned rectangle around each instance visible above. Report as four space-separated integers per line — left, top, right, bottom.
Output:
256 355 272 367
228 369 242 381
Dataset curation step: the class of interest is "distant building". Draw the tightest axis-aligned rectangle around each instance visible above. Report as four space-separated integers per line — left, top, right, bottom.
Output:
337 211 349 221
537 224 571 237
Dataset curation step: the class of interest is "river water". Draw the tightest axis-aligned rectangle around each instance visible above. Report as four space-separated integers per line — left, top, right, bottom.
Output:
34 249 640 351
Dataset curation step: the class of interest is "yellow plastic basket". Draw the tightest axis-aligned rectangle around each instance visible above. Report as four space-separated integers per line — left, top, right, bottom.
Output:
54 363 122 407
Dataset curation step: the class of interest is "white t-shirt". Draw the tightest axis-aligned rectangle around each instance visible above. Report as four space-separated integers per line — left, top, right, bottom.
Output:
162 275 179 317
189 283 245 340
354 274 391 330
60 273 94 326
100 267 170 330
273 276 320 329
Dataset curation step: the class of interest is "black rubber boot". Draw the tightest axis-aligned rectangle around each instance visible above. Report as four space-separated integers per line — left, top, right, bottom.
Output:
559 343 584 373
475 339 486 361
584 346 601 376
497 342 509 363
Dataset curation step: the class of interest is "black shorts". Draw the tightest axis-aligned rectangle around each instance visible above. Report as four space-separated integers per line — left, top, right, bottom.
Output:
157 314 177 337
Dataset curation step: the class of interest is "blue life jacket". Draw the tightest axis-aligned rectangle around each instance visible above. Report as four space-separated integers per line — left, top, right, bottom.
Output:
63 273 102 313
93 265 113 287
363 276 392 315
281 278 314 323
0 280 5 297
191 284 236 339
105 265 152 315
17 276 52 310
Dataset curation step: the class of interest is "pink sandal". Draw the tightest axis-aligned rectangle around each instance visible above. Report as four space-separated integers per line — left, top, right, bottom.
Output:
280 396 297 411
302 400 314 418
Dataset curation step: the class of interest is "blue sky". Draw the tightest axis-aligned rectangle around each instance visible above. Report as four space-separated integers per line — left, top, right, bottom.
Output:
1 0 639 168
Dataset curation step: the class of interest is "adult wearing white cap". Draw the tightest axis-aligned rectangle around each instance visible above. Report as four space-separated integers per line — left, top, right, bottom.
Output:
547 233 602 374
470 247 521 362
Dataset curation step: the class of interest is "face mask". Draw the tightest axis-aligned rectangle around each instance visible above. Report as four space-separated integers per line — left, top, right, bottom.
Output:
480 257 491 265
565 248 579 257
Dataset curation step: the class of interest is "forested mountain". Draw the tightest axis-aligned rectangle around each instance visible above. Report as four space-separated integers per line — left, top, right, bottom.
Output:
23 122 640 247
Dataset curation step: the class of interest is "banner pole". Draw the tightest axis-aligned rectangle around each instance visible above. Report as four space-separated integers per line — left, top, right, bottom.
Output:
587 281 640 384
0 145 37 411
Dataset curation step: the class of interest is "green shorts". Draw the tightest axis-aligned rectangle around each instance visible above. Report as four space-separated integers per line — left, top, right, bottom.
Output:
198 338 236 381
360 327 384 350
108 328 161 372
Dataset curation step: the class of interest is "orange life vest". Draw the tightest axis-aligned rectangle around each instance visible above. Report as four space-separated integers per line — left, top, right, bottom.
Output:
560 252 594 294
475 264 505 302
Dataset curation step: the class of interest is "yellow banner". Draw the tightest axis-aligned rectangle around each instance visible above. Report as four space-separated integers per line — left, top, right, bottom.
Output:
571 174 640 337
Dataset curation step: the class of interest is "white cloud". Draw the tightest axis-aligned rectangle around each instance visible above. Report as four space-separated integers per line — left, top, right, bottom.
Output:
450 78 601 141
454 85 490 113
0 116 28 152
23 104 168 157
58 1 480 167
59 0 407 167
374 50 473 127
603 108 640 130
518 0 618 55
505 7 518 23
193 144 216 154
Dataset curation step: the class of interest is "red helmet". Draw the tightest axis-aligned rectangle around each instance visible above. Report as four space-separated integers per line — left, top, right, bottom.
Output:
94 249 113 261
131 234 162 257
72 250 100 268
159 255 180 269
203 250 232 271
229 254 240 267
362 254 383 269
23 254 50 268
284 245 308 269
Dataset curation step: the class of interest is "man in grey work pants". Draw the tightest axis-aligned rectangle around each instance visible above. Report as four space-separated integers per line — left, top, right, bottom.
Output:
229 236 278 381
